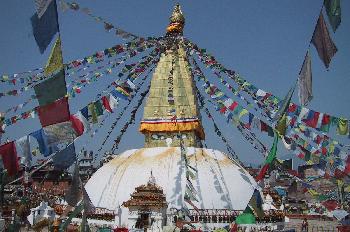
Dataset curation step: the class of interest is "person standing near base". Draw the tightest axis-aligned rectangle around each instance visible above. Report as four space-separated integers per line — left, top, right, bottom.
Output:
301 218 308 232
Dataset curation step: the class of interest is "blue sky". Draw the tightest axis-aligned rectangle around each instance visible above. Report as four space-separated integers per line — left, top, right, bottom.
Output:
0 0 349 167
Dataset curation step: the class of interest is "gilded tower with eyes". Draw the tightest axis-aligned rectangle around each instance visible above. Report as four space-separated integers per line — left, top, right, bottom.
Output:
139 4 205 148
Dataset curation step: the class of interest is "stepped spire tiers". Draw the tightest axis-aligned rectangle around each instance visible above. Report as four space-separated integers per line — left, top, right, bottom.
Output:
139 4 204 148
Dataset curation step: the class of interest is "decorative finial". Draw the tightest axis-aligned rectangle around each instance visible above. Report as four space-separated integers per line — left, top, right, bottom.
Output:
166 3 185 34
148 170 156 185
170 3 185 24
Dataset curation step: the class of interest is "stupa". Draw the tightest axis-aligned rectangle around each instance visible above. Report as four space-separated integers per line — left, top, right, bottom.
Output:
85 4 260 230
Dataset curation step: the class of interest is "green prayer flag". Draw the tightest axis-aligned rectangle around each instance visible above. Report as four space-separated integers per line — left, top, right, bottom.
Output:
265 133 279 164
60 203 84 231
304 150 311 161
235 213 256 224
213 229 227 232
94 100 104 116
273 85 295 122
317 194 328 201
34 69 67 106
88 103 98 124
324 0 341 32
337 118 349 135
320 122 331 133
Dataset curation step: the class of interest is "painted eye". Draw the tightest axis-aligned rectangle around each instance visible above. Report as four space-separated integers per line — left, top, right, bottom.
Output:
152 134 158 140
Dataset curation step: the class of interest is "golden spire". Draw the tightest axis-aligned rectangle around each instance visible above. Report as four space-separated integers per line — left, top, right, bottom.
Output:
170 3 185 24
166 3 185 34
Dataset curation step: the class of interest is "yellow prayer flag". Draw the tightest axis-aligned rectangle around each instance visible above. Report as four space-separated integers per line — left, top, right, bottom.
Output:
344 185 350 193
276 114 287 136
238 108 248 119
308 189 319 197
337 179 344 187
337 118 349 135
44 36 63 76
306 160 314 165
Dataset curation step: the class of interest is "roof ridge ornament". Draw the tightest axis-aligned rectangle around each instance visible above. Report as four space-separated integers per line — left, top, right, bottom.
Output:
148 170 156 185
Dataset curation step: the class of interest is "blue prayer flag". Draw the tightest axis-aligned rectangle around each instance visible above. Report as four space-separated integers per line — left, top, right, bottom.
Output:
80 106 89 120
52 143 76 170
31 0 59 53
30 129 58 156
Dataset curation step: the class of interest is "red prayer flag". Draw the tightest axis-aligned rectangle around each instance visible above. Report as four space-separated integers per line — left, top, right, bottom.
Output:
322 114 331 125
322 200 339 211
260 121 268 132
288 103 297 113
256 164 269 182
70 115 84 136
37 97 70 127
229 101 238 111
102 96 113 113
304 111 320 128
0 142 19 176
345 156 350 174
288 170 300 177
231 224 238 232
219 106 227 114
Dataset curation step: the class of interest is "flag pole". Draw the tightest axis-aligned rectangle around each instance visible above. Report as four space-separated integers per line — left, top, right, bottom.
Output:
0 170 4 211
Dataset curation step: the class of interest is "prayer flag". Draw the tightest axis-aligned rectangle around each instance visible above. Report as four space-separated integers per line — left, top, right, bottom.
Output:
34 0 53 18
303 111 320 128
322 200 339 211
276 114 287 136
15 136 31 167
60 203 84 231
65 164 82 206
126 79 136 90
31 0 59 53
337 118 349 135
109 94 119 111
83 187 95 213
30 128 58 156
34 69 67 106
311 13 338 69
298 107 310 123
88 103 98 124
260 121 268 132
273 85 295 122
280 158 293 170
0 142 19 176
298 50 313 106
256 133 278 181
44 36 63 76
37 97 70 127
80 106 88 119
70 111 90 136
248 189 264 218
321 114 331 132
235 213 255 225
94 100 104 116
52 142 76 170
324 0 341 32
102 96 112 113
43 121 76 146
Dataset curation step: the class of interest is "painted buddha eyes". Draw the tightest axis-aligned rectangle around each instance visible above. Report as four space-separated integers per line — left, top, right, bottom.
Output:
151 134 187 140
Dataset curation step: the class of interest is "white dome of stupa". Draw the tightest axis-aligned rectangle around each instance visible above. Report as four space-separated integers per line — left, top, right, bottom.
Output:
85 147 258 211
